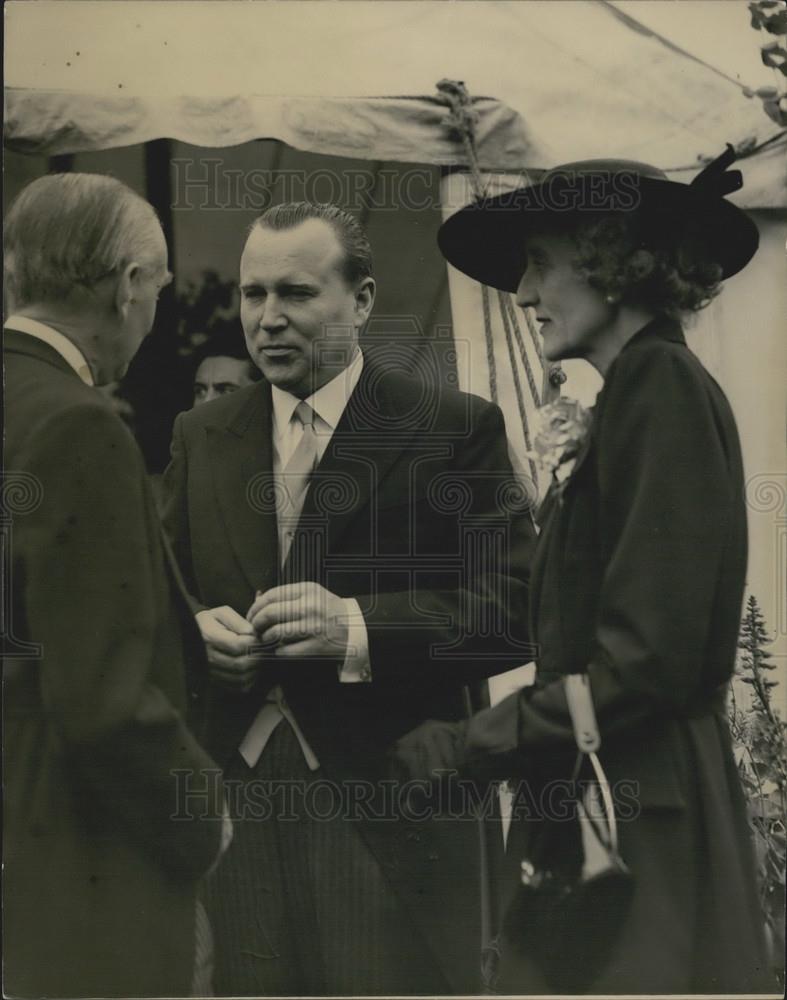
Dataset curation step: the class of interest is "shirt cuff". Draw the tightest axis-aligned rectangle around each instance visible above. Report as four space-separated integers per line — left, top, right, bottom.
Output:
339 598 372 683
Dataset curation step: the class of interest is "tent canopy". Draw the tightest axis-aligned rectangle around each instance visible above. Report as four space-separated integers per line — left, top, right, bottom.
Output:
3 90 539 171
5 0 786 206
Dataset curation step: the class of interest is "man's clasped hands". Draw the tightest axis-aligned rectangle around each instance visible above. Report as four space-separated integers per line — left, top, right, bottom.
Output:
196 583 350 692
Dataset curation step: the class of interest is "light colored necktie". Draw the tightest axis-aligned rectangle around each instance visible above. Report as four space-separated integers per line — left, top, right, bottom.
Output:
236 399 322 772
278 400 319 564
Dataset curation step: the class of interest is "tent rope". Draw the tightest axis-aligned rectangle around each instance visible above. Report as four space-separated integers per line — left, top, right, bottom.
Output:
437 80 501 405
503 294 565 404
511 292 544 367
480 284 499 404
504 296 541 408
438 78 562 473
497 292 536 470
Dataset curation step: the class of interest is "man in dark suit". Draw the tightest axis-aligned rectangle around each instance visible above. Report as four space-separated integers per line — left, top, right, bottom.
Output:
161 201 536 994
3 173 227 998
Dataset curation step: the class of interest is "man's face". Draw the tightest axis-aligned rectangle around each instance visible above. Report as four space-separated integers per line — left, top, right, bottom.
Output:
239 218 374 398
193 355 256 406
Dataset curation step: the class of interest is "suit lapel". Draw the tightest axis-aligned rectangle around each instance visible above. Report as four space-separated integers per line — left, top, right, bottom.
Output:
206 363 430 587
206 383 280 596
284 362 421 576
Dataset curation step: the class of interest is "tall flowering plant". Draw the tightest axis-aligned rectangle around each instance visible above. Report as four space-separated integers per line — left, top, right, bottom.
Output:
729 594 786 988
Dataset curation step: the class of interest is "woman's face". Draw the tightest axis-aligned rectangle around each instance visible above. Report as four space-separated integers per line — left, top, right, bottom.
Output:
515 230 615 365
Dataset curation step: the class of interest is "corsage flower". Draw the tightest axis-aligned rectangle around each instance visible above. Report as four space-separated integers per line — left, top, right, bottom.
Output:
528 397 593 495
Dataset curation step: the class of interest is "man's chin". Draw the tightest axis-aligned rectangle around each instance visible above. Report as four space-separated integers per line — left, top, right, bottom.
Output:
259 363 309 397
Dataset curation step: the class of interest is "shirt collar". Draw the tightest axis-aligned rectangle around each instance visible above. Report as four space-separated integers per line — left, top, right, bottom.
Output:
5 314 95 386
271 347 364 436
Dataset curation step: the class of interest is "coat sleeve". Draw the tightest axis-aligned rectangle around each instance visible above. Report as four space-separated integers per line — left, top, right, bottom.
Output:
359 398 538 688
464 344 744 764
21 402 223 877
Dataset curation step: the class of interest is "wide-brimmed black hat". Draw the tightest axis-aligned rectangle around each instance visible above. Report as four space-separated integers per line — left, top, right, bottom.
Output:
438 145 759 292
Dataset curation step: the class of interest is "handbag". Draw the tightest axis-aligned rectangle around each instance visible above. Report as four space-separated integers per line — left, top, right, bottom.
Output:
499 673 634 994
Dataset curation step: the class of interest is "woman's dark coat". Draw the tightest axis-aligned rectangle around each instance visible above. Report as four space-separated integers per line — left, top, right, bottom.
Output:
469 317 771 993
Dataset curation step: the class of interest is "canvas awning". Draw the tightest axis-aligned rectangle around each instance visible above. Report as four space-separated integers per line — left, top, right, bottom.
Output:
5 0 786 206
3 89 542 172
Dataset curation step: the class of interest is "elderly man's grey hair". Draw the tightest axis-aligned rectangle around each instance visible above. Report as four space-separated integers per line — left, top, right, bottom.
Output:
4 173 165 309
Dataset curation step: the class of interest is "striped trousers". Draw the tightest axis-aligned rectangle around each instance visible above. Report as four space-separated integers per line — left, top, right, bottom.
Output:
206 723 446 996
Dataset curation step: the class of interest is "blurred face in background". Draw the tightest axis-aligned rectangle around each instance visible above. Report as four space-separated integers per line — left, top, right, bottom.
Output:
193 354 257 406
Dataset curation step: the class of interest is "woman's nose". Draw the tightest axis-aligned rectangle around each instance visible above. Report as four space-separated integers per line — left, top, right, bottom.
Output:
515 268 537 310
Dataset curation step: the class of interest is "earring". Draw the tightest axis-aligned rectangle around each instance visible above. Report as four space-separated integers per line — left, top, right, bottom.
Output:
605 293 619 305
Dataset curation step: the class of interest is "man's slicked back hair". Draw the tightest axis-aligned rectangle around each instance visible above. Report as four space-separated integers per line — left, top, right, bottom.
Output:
251 202 373 285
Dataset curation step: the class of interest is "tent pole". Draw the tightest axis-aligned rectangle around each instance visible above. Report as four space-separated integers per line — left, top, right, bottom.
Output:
144 139 175 285
48 154 74 173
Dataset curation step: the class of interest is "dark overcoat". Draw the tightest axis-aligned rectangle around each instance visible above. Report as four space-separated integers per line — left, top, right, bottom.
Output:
3 330 225 998
161 358 537 992
468 318 771 993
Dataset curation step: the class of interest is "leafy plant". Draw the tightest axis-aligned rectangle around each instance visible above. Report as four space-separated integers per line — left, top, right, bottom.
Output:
746 1 787 125
729 594 786 987
173 270 240 359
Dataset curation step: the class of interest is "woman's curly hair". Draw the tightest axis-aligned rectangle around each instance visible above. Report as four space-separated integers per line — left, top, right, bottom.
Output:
554 210 724 318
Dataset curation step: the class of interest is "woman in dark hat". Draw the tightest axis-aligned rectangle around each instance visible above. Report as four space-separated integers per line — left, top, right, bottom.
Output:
394 148 772 993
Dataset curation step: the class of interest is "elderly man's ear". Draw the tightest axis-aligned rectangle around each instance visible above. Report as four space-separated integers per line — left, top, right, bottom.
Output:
114 262 142 320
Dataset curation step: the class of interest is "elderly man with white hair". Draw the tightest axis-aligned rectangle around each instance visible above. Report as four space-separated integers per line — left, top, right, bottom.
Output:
3 173 227 998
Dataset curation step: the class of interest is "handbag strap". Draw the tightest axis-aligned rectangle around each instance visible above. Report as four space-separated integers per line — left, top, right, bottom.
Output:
565 673 600 752
565 674 619 854
586 750 619 853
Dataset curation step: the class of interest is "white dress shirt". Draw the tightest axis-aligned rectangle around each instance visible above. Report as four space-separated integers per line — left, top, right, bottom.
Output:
239 348 372 770
5 315 95 385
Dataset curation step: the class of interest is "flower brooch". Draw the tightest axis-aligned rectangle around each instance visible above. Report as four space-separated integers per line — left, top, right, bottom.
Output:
528 397 593 497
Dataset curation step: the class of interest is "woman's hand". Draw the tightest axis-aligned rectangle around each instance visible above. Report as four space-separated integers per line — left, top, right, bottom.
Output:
390 694 526 785
389 719 469 783
464 693 522 760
